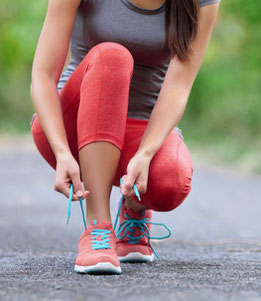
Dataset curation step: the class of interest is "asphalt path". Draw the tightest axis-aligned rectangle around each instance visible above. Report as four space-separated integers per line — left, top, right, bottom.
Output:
0 137 260 301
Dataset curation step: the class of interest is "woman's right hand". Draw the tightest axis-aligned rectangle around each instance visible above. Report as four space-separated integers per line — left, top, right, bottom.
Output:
54 152 89 201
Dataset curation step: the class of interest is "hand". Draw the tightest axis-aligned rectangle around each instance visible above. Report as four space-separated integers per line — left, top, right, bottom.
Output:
54 152 89 201
120 152 152 200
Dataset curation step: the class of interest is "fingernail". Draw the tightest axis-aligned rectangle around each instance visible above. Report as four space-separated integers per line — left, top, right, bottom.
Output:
77 191 83 197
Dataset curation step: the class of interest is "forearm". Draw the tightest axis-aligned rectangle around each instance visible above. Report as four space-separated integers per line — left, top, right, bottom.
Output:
30 74 71 159
136 79 191 160
135 3 220 161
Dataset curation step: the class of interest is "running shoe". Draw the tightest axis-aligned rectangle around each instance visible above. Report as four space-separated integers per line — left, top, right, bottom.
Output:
114 195 171 263
115 197 154 262
74 219 121 274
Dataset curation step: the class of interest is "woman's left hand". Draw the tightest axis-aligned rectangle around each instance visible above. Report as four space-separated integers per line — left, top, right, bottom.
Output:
120 152 152 200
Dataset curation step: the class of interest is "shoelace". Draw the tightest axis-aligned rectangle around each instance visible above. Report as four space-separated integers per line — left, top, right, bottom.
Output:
66 186 112 250
113 178 172 260
66 182 87 229
66 177 171 258
66 176 141 230
90 228 112 250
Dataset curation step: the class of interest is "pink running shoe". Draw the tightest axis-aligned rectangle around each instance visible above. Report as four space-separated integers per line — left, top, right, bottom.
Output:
115 198 155 262
114 194 171 263
74 219 121 274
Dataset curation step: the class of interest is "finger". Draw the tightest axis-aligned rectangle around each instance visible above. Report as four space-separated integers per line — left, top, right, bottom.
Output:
55 183 79 201
65 187 79 201
120 175 135 198
120 175 129 195
70 169 84 198
121 172 136 196
120 175 127 190
65 181 89 200
121 189 136 199
134 183 146 195
81 190 90 200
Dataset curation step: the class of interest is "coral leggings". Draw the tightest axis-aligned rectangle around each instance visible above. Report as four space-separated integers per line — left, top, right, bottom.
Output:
31 42 193 212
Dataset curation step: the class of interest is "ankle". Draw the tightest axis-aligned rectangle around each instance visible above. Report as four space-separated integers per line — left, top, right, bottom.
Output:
86 214 111 227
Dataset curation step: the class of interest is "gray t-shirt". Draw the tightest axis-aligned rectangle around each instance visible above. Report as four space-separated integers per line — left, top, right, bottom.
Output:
55 0 221 139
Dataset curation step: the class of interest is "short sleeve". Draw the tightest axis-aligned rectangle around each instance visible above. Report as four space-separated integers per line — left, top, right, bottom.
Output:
200 0 221 7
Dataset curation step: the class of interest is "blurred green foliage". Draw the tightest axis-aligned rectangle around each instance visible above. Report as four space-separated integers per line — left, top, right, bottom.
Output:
0 0 47 132
179 0 261 172
0 0 260 171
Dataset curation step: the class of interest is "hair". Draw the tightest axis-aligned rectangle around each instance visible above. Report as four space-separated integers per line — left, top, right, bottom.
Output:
165 0 200 62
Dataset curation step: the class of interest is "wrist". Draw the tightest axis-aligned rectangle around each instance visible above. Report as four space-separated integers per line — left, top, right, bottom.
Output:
54 146 72 161
135 147 156 161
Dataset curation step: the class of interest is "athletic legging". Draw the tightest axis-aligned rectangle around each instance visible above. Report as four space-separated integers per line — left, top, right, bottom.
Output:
31 41 193 212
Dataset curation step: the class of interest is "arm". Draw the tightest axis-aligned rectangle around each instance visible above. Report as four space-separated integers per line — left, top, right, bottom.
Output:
30 0 89 200
136 3 220 159
30 0 81 158
120 3 220 198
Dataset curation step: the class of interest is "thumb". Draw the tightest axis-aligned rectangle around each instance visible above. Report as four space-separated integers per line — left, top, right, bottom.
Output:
70 171 84 199
122 172 136 195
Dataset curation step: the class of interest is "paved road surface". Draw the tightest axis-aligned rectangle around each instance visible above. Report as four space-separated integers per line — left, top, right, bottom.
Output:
0 138 260 301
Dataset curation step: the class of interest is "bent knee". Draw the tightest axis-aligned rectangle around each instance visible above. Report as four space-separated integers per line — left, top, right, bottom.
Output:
88 41 134 75
166 163 193 211
145 164 193 212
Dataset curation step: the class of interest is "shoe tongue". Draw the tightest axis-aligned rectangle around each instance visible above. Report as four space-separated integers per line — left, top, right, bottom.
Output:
124 206 146 219
123 200 152 220
90 219 112 230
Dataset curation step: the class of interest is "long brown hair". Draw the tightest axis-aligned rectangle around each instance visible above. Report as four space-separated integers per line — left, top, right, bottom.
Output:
165 0 200 62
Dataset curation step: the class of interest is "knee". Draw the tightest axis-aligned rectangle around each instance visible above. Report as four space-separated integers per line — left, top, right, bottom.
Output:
168 168 193 211
165 163 193 211
88 42 134 78
145 162 193 212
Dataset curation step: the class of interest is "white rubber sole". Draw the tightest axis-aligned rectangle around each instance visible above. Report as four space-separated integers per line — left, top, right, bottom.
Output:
118 252 155 263
74 262 122 274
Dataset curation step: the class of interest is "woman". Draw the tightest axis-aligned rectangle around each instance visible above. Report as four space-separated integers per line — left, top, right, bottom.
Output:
30 0 221 274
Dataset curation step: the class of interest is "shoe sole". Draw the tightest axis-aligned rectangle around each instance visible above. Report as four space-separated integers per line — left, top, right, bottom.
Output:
74 262 122 274
118 252 154 263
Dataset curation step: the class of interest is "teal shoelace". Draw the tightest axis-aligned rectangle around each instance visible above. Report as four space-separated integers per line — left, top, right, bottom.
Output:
113 177 172 260
90 220 112 250
66 182 87 230
66 176 141 231
66 187 111 250
90 229 112 250
66 177 172 258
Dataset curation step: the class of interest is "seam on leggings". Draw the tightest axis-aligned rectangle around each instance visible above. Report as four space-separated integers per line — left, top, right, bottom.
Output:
62 92 80 116
95 45 105 143
175 137 183 200
177 137 192 201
